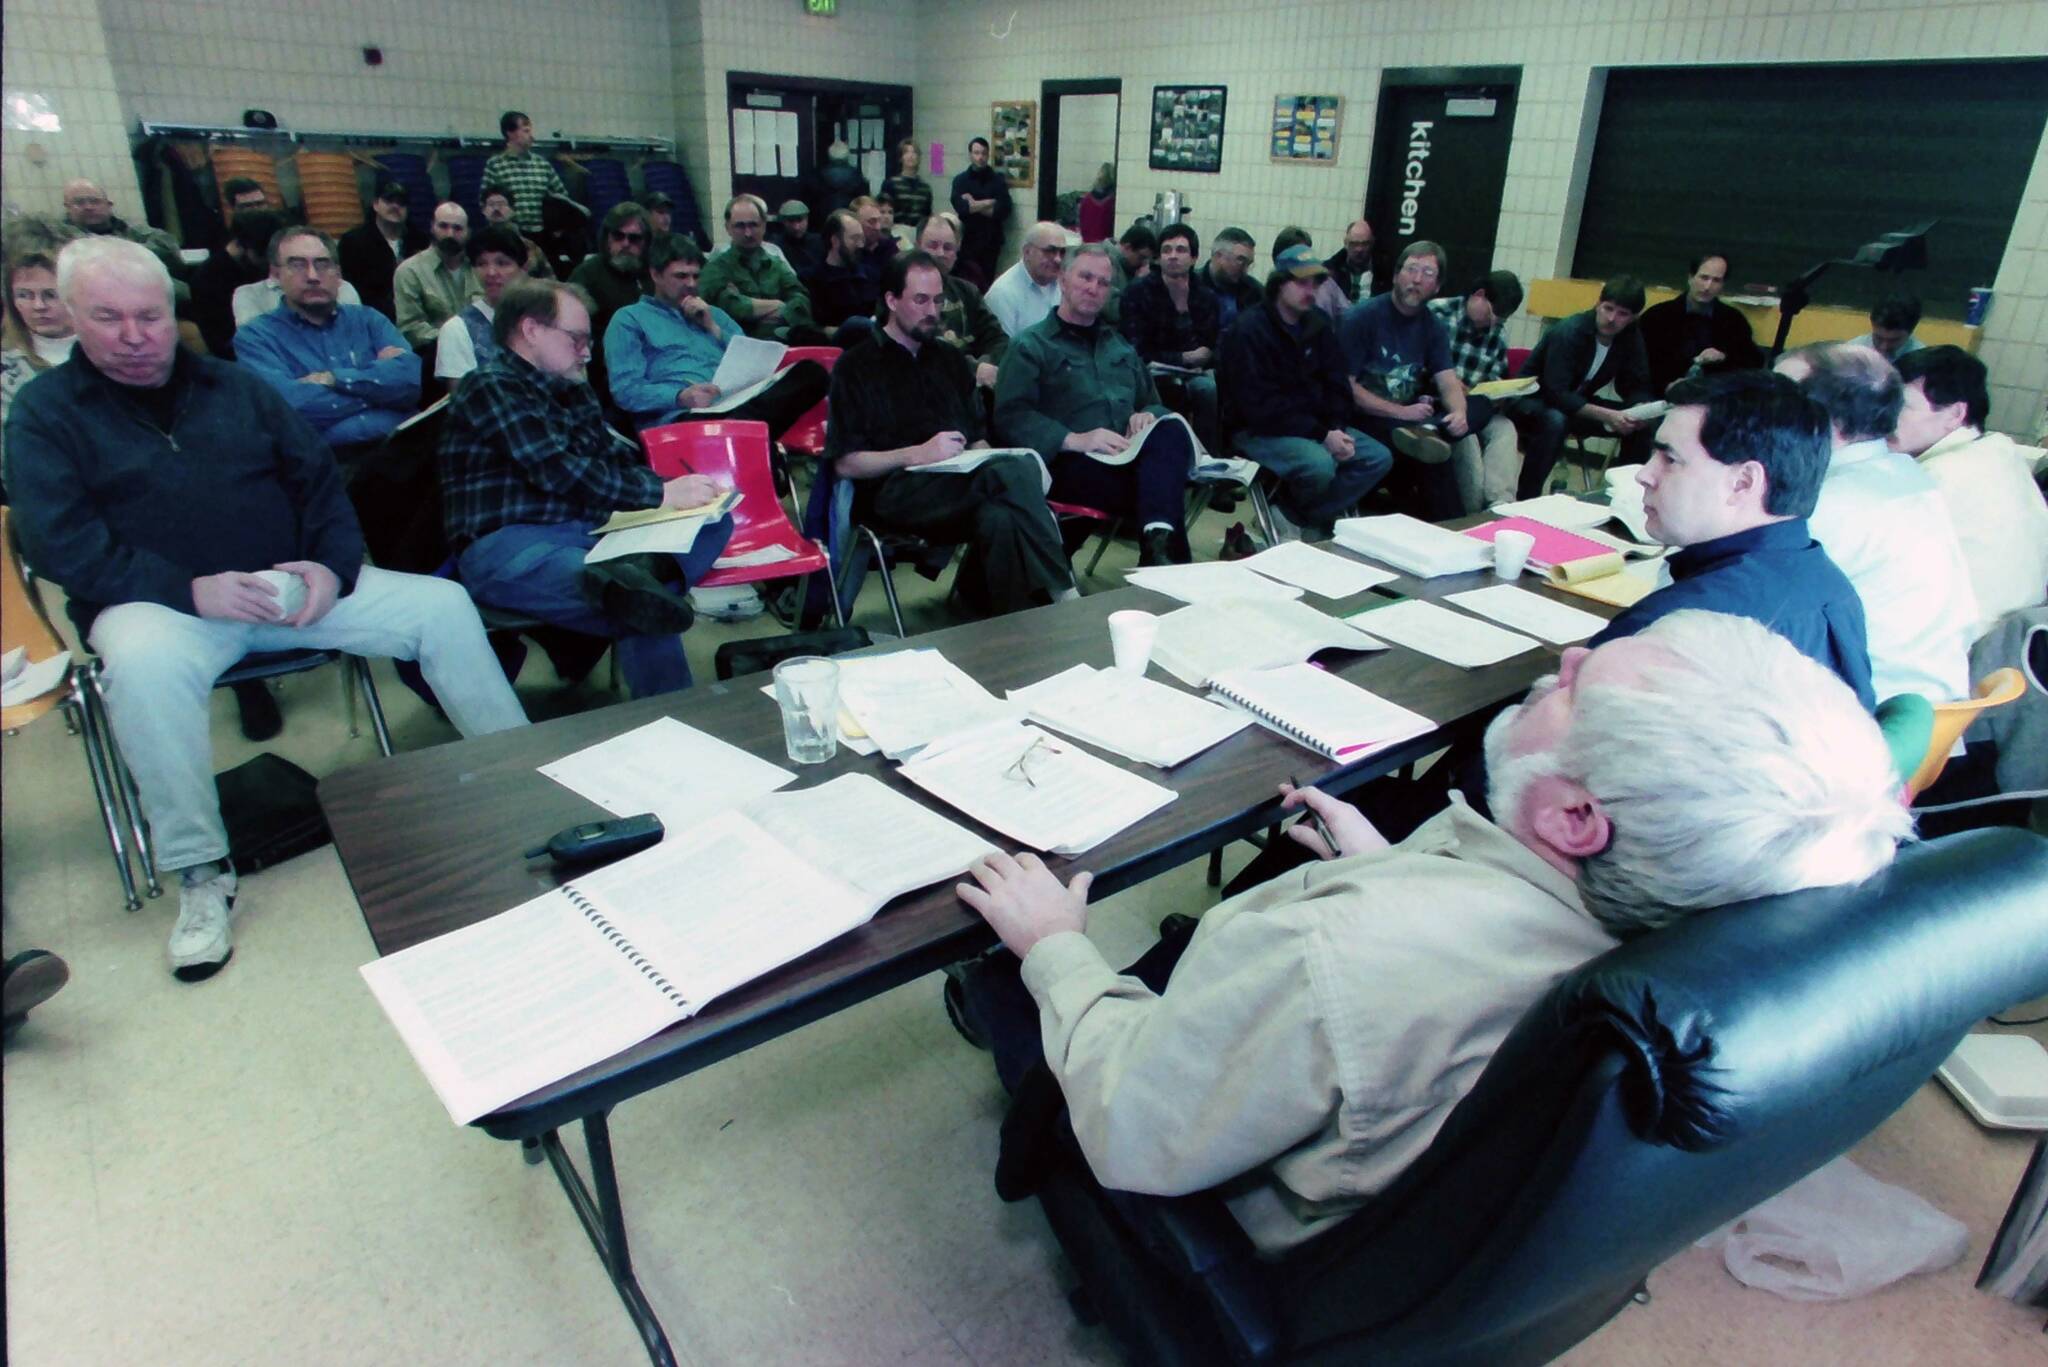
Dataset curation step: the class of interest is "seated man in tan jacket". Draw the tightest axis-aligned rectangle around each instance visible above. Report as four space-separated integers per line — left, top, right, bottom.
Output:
946 610 1909 1255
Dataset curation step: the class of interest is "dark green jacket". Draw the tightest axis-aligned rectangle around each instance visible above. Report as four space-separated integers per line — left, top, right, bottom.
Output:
992 314 1167 460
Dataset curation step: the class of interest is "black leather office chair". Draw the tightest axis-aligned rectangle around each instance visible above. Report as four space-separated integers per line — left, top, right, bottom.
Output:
1019 827 2048 1366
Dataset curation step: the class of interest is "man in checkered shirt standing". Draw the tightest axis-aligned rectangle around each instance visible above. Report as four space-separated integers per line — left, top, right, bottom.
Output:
480 112 569 235
1426 270 1526 513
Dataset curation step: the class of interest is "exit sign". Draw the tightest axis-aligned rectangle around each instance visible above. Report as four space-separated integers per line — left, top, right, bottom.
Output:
804 0 837 15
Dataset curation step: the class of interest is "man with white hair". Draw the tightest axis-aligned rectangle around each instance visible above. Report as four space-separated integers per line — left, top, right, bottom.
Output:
983 222 1066 338
947 609 1909 1255
1777 342 1977 705
4 237 527 983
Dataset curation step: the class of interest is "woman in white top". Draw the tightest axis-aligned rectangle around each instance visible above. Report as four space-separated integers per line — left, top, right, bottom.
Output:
433 224 531 382
2 217 84 437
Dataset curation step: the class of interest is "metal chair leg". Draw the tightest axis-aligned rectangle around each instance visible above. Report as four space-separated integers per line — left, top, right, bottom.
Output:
86 663 160 898
352 657 395 757
1083 519 1120 578
858 525 907 638
1248 480 1280 546
71 681 141 911
343 661 360 737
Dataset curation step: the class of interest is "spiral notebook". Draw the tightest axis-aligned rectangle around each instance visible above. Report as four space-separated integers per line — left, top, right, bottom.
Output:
360 774 994 1125
1207 663 1437 761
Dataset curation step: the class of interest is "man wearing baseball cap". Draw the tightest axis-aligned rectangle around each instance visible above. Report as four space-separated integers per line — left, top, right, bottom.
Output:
338 180 426 322
1217 244 1391 540
768 200 823 276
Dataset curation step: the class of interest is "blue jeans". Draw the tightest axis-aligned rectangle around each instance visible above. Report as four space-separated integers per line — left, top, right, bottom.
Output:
1234 427 1392 531
456 516 733 697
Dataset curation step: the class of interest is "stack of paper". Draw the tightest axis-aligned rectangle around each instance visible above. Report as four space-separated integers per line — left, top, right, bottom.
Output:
584 491 742 565
1008 664 1251 768
898 722 1177 854
1208 662 1436 761
1333 514 1492 577
1150 599 1386 688
538 716 795 833
1462 517 1619 574
1443 584 1610 644
834 649 1023 759
1236 541 1399 599
697 337 787 413
1487 493 1615 531
1126 561 1303 604
714 545 798 569
1347 599 1540 668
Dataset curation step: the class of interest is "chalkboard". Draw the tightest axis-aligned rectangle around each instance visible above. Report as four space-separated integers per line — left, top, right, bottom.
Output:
1571 59 2048 319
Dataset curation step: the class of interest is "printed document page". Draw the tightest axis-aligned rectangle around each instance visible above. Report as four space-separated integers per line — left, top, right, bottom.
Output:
1150 599 1386 687
1347 599 1540 668
835 649 1023 759
1127 560 1304 604
1332 514 1493 577
709 335 786 396
740 773 995 905
1443 583 1610 644
909 447 1052 494
899 722 1177 854
1236 541 1399 599
1009 664 1252 768
539 716 795 831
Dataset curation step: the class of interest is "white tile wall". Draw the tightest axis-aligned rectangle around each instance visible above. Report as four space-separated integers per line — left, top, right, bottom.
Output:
1 0 143 219
915 0 2048 434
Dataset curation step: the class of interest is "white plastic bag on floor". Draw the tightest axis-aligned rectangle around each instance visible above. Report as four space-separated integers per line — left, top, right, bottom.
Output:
1695 1156 1969 1301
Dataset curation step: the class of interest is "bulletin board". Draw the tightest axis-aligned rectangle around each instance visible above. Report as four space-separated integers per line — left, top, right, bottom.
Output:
1149 85 1227 174
1271 94 1343 164
991 100 1037 189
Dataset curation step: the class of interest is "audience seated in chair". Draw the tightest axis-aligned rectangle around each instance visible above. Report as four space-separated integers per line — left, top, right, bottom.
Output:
1635 251 1763 396
1218 244 1391 541
439 278 734 699
947 610 1910 1262
1339 239 1493 522
851 196 898 279
1504 274 1655 499
393 201 483 349
1 217 82 435
232 226 420 477
823 250 1074 618
1196 226 1261 331
994 242 1195 567
476 186 553 280
1850 292 1925 362
698 195 814 343
1425 268 1527 512
1890 344 2048 638
915 212 1009 391
767 199 824 279
336 180 427 322
433 224 529 383
1593 372 1875 707
4 237 526 983
188 208 276 359
802 209 879 336
1778 342 1977 706
1320 219 1375 315
984 221 1066 339
601 233 828 435
1098 221 1152 326
566 201 654 388
1118 222 1221 458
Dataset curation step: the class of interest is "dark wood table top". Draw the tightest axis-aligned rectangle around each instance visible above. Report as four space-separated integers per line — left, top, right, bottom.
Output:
323 567 1615 1137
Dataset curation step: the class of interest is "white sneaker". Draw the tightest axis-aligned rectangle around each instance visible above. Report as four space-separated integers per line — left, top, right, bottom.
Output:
168 869 237 982
687 584 764 622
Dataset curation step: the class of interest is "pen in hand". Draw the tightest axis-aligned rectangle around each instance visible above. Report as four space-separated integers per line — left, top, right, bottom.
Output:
1289 774 1338 855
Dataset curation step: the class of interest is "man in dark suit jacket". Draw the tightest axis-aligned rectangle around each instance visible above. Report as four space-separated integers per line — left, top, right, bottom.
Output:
337 181 428 322
1506 275 1654 499
1635 252 1764 396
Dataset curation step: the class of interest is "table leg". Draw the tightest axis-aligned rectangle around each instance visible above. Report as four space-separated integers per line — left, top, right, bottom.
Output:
534 1113 677 1367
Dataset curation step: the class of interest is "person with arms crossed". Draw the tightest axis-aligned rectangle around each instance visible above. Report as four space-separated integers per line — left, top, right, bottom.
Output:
697 196 814 342
5 237 526 982
949 136 1013 288
826 250 1075 617
995 243 1196 567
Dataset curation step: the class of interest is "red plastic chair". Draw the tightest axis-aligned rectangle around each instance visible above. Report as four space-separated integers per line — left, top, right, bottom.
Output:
774 345 841 461
641 419 843 626
1506 346 1532 377
1045 498 1121 583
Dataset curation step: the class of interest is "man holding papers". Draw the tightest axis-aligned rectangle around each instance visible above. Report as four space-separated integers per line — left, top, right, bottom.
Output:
995 243 1196 566
602 233 827 432
440 279 733 697
948 611 1908 1255
826 250 1075 616
1591 372 1875 708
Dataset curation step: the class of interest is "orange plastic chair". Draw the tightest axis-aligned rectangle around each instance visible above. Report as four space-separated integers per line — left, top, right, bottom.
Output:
640 419 843 626
1902 668 2028 800
3 508 150 908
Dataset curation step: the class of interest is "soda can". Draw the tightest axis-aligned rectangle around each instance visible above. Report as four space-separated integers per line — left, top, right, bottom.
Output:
1966 287 1993 326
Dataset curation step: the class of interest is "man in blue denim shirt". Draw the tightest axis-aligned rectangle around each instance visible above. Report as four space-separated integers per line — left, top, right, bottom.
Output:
233 226 420 472
602 234 826 434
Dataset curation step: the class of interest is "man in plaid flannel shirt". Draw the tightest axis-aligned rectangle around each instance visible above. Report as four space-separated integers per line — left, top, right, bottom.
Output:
1425 269 1527 512
440 279 732 698
480 112 569 235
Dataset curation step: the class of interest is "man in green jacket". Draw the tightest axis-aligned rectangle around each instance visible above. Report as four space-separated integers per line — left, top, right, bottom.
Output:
994 244 1194 565
699 195 814 341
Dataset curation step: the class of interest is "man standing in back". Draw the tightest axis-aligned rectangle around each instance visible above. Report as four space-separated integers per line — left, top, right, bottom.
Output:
480 111 569 235
950 137 1013 288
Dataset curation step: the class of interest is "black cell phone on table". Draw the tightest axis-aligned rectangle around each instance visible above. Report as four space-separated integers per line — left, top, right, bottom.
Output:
524 814 665 870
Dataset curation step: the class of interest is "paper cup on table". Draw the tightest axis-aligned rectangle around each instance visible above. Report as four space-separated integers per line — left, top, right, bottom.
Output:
1107 610 1160 675
772 655 841 764
1491 529 1536 580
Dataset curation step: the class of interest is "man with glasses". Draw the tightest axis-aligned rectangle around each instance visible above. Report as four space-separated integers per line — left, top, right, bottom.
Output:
60 177 187 296
1337 240 1480 522
233 226 421 476
1322 220 1376 309
698 195 815 342
1195 226 1261 329
984 222 1066 339
568 202 657 384
440 279 733 698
